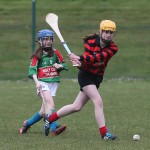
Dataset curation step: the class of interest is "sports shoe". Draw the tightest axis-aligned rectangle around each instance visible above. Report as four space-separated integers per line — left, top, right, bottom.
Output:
19 120 30 134
44 114 50 136
51 125 67 136
102 129 117 140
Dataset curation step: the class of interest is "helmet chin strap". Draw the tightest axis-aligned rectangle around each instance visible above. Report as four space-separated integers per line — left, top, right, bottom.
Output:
42 45 52 51
101 38 111 44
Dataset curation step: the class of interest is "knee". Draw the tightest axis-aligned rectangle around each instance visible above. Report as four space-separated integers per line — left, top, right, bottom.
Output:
44 98 50 103
72 105 82 112
44 98 54 107
94 99 103 108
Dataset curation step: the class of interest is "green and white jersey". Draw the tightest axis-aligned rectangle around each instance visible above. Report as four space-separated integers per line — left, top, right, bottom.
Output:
28 49 68 83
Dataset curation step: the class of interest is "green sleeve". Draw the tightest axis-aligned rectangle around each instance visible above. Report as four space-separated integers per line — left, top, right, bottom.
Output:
61 63 68 71
28 66 37 78
28 57 38 78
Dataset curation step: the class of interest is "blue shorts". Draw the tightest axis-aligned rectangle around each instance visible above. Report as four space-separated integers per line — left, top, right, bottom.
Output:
78 71 103 91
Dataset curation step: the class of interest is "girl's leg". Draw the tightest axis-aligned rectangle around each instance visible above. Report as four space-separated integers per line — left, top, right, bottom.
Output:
20 103 45 134
82 85 116 140
49 91 90 122
82 85 105 128
26 112 43 127
40 90 55 114
44 91 90 135
41 90 67 135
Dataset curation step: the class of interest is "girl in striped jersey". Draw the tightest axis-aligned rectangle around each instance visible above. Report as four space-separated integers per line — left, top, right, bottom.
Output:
44 20 118 140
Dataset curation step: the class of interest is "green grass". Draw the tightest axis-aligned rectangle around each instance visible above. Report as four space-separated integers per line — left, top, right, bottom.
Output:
0 0 150 149
0 79 150 150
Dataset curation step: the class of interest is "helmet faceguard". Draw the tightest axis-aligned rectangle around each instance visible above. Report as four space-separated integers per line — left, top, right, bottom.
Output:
38 29 54 49
99 20 116 44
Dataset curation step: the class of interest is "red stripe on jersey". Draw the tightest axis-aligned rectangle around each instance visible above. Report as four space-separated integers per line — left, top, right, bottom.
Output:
88 39 95 43
55 49 64 63
31 57 38 66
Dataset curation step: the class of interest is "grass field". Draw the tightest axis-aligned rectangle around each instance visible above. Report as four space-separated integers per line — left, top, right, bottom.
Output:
0 0 150 149
0 79 150 150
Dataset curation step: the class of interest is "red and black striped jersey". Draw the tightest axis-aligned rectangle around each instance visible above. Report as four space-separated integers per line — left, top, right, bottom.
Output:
79 34 118 76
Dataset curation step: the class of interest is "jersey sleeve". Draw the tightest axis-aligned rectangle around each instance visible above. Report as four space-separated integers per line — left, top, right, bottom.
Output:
55 49 68 71
80 42 118 64
28 57 38 78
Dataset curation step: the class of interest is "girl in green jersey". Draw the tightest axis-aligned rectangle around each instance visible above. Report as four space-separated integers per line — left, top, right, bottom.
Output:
20 29 67 136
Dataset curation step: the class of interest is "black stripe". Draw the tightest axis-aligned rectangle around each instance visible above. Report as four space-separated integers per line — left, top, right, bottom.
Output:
108 47 117 54
104 50 111 60
100 53 104 61
93 54 97 63
86 56 91 62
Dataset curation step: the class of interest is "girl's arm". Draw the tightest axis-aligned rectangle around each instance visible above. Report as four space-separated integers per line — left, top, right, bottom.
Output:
32 74 41 89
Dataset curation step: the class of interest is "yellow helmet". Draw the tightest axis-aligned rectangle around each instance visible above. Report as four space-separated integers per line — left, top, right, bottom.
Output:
100 20 116 32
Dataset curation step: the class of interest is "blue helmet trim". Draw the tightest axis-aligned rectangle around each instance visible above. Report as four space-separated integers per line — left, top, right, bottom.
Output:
38 29 54 41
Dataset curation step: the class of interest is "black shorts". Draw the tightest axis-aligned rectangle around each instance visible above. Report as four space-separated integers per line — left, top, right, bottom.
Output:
78 70 103 91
